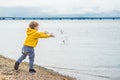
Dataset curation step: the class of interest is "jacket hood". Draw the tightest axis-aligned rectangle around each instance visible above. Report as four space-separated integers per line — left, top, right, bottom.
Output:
26 28 37 36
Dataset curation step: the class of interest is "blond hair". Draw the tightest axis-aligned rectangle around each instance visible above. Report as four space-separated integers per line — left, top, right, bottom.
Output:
29 21 39 29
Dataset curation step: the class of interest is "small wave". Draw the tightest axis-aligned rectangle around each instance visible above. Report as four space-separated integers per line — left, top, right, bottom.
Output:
45 66 111 79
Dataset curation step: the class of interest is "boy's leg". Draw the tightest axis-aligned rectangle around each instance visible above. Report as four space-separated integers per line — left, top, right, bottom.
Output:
14 46 28 70
28 49 35 69
28 48 36 72
17 46 30 63
14 54 27 70
17 54 27 63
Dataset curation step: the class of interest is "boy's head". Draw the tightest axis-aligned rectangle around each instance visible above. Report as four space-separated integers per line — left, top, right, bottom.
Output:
29 21 39 30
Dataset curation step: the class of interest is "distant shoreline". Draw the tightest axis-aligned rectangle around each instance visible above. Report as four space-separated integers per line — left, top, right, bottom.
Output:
0 17 120 20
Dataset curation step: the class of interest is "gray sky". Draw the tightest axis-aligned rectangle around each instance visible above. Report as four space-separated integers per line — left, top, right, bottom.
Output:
0 0 120 17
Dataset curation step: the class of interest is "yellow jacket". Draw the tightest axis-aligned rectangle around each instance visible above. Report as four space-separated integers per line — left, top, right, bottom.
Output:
24 28 50 47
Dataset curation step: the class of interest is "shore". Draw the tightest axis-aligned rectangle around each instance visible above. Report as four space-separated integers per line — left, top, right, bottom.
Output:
0 55 75 80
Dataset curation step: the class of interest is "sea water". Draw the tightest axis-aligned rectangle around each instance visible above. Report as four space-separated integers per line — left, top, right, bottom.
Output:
0 20 120 80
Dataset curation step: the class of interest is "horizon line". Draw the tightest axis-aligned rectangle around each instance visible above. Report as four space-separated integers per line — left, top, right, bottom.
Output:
0 17 120 20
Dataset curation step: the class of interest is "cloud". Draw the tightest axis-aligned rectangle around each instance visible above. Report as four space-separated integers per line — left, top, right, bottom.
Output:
0 7 120 17
0 0 120 17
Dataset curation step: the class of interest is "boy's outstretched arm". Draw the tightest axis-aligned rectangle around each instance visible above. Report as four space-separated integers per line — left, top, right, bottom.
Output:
35 32 55 38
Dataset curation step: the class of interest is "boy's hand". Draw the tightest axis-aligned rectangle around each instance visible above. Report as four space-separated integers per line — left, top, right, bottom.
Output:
49 34 55 38
44 31 49 34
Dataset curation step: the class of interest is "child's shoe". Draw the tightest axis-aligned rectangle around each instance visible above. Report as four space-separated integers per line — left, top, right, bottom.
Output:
29 69 36 73
14 62 19 70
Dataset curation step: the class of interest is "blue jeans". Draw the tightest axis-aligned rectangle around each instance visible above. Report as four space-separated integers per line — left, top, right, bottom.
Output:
17 46 35 69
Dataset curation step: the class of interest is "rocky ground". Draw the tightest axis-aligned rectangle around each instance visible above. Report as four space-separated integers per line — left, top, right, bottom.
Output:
0 55 75 80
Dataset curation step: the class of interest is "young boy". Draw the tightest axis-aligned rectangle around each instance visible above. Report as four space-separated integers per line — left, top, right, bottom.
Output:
14 21 54 73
